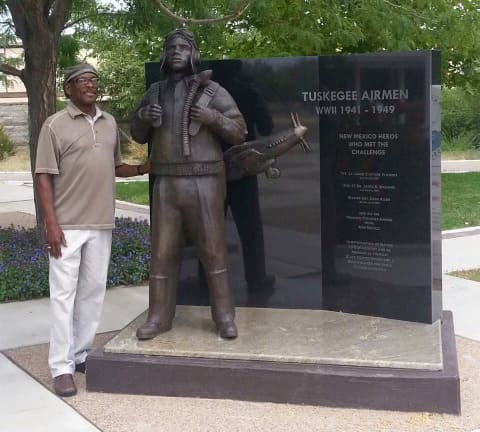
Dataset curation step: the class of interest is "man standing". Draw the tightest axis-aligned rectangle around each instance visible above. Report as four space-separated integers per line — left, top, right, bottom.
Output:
131 29 246 341
35 64 150 397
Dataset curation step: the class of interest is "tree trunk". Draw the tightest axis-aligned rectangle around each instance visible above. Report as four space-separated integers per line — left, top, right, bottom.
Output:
23 34 58 242
24 38 57 243
5 0 69 240
23 43 57 174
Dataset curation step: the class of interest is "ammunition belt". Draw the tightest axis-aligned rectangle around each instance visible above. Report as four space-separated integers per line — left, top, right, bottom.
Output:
152 161 224 176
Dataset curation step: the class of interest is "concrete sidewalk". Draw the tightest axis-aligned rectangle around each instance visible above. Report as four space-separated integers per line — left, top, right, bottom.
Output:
1 173 480 431
442 159 480 173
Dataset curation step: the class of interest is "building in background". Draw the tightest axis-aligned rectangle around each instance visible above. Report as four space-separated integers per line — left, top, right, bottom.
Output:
0 44 26 96
0 44 28 145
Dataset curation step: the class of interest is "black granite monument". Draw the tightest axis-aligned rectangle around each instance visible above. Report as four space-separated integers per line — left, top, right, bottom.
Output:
318 51 442 323
146 51 441 324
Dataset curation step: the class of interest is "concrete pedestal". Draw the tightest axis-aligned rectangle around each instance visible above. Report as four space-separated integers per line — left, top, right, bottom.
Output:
86 308 460 413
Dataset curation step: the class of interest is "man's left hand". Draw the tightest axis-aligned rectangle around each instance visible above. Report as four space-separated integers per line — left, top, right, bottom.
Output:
190 104 217 125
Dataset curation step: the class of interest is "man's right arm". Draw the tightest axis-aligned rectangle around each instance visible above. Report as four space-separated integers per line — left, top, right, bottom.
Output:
36 174 66 258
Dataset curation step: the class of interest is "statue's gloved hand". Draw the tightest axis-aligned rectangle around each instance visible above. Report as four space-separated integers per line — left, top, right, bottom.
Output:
190 104 217 125
138 104 163 124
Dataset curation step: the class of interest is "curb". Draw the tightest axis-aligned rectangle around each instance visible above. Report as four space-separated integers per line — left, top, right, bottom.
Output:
442 226 480 239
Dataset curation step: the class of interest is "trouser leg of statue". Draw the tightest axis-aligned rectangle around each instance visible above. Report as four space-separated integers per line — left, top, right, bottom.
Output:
206 269 237 338
136 175 238 340
186 176 238 339
136 178 182 340
136 276 177 340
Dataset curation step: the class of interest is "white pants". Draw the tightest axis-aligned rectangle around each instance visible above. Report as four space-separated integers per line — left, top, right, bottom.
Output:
48 229 112 378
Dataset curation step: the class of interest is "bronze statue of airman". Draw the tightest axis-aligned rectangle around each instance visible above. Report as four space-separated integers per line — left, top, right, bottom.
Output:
131 29 247 340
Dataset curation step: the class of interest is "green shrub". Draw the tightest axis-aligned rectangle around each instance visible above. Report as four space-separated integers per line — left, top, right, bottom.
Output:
442 131 477 153
0 123 14 161
442 87 480 150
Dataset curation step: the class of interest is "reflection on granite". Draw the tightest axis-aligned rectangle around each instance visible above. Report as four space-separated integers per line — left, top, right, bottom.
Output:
105 306 442 371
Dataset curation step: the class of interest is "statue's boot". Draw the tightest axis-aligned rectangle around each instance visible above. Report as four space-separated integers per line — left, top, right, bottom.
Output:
136 277 176 340
207 270 238 339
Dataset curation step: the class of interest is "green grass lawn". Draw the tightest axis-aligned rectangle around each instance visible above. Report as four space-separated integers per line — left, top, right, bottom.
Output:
442 172 480 230
116 173 480 231
116 181 149 205
442 172 480 282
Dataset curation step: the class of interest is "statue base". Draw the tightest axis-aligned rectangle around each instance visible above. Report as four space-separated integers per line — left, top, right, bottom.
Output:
86 307 460 413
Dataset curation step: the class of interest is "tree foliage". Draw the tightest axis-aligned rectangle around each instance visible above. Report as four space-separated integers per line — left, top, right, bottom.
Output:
224 0 480 90
1 0 480 141
67 0 480 119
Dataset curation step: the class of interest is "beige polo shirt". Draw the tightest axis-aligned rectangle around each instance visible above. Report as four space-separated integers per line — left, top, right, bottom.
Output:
35 101 122 230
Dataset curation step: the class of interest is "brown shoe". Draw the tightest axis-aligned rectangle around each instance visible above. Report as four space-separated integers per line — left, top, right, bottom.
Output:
53 374 77 397
217 321 238 339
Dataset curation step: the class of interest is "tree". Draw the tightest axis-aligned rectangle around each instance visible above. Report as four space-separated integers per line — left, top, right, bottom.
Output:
77 0 255 118
0 0 249 232
0 1 106 236
223 0 480 90
77 0 480 121
0 0 251 159
0 1 73 233
0 2 77 169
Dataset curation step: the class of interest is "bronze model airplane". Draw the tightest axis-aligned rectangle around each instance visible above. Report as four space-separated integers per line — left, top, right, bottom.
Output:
224 112 310 180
